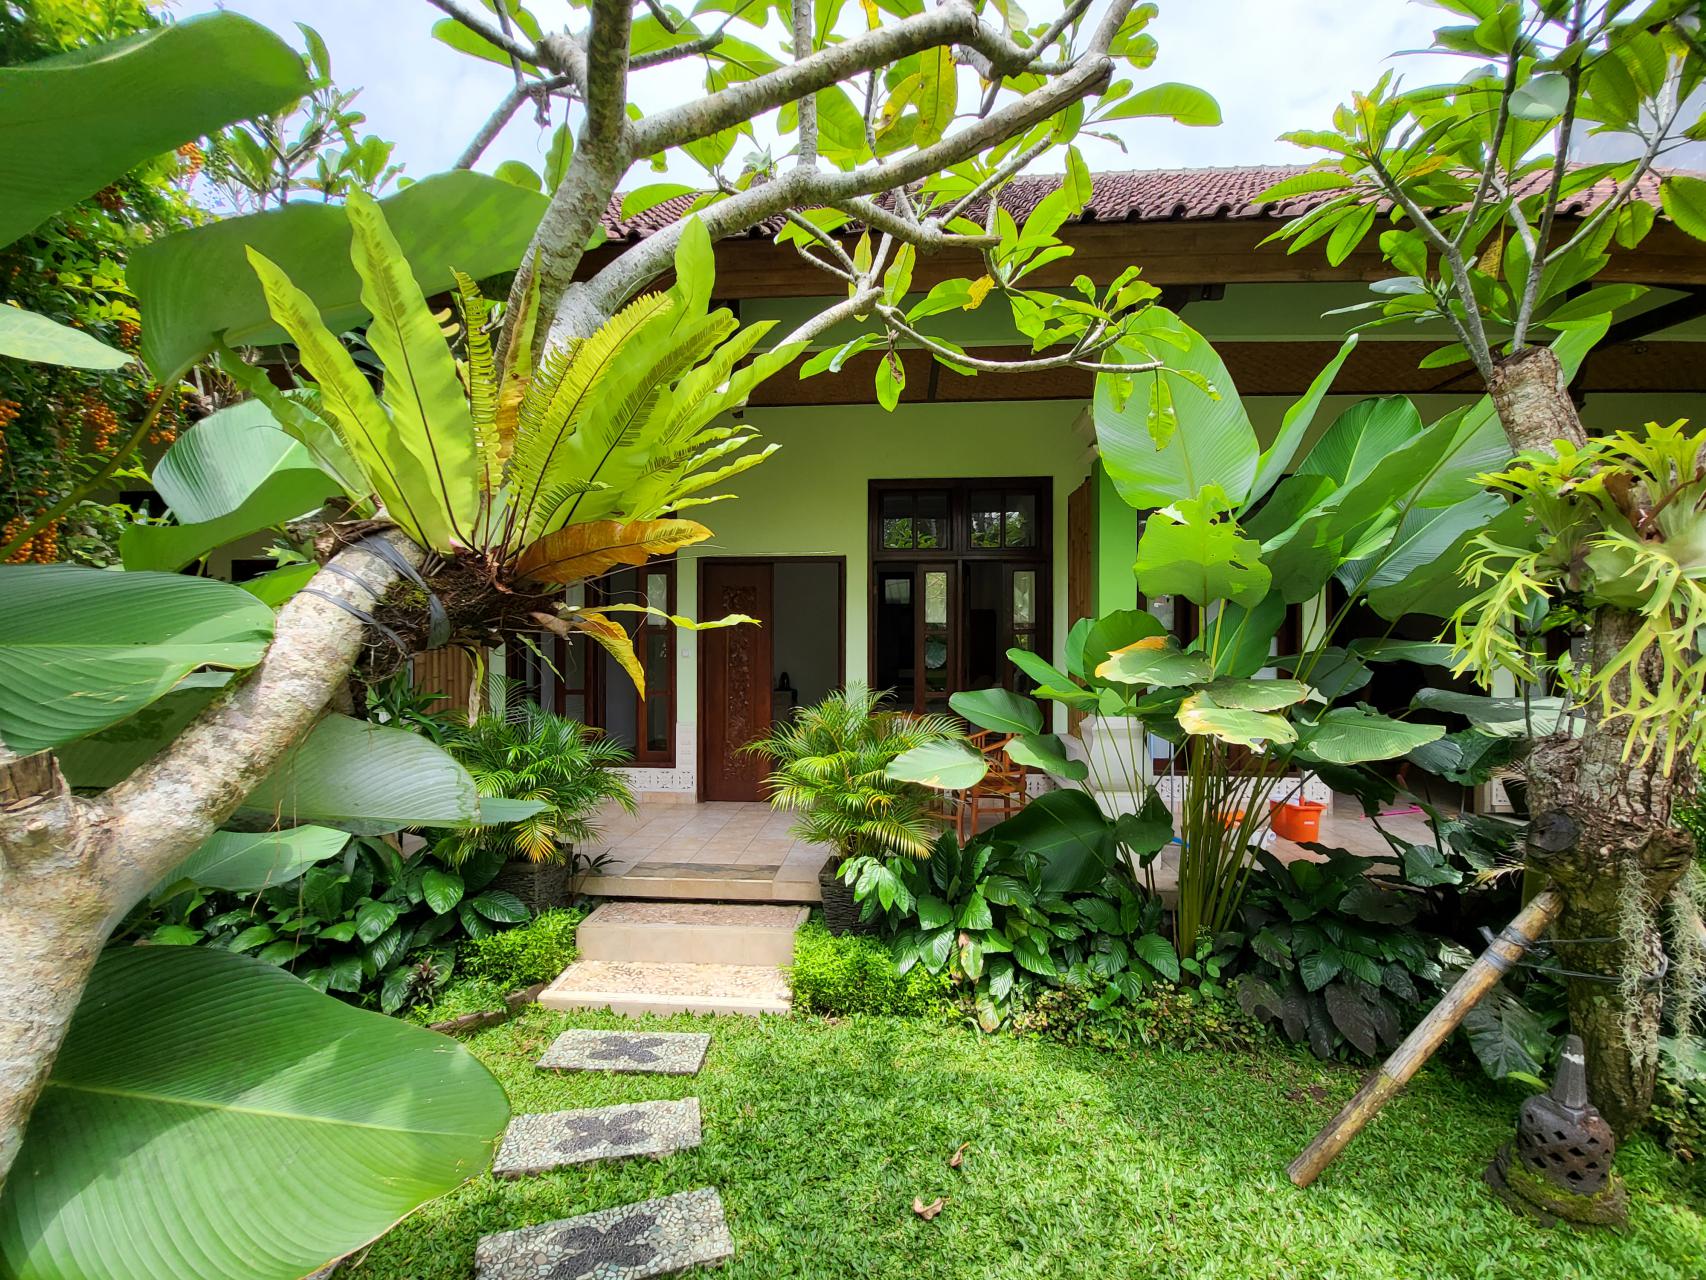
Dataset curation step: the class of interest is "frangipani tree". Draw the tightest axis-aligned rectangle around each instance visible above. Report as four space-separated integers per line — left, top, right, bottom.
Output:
0 1 1225 1273
1267 0 1706 1133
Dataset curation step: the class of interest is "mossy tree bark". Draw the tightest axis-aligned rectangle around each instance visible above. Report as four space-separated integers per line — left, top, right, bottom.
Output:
1488 346 1697 1135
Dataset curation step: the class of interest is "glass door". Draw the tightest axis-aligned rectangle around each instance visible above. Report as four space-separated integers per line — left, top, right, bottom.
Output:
915 562 957 715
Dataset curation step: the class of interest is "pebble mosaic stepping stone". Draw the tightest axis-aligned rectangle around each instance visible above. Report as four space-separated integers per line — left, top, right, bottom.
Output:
475 1187 733 1280
537 1028 710 1075
492 1099 702 1176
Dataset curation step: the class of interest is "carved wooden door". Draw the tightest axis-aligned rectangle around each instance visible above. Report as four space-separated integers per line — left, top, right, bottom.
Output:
700 561 774 801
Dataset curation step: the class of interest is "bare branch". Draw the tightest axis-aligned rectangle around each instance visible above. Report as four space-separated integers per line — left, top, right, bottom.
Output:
833 195 1001 250
455 75 576 170
792 0 817 166
777 287 882 347
875 304 1162 374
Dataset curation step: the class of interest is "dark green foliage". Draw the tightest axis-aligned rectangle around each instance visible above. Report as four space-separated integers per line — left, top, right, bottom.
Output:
889 830 1181 1031
1234 848 1444 1061
1678 799 1706 865
788 919 952 1018
1010 980 1265 1054
1653 1036 1706 1164
459 908 583 990
140 840 530 1014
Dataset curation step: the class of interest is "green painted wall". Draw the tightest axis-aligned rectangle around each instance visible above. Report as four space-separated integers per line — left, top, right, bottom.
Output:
673 399 1094 733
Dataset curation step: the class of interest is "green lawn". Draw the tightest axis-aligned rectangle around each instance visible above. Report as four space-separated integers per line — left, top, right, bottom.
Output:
349 1008 1706 1280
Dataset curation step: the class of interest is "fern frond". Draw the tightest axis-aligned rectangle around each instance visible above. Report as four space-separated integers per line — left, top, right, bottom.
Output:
453 269 500 501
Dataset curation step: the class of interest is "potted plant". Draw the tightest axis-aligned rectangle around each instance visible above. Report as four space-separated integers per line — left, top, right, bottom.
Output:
746 685 961 935
439 703 637 911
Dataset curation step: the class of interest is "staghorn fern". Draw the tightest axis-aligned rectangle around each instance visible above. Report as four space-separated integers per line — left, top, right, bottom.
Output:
1451 420 1706 772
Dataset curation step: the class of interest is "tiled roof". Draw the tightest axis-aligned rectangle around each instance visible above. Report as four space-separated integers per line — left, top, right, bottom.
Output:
599 163 1674 242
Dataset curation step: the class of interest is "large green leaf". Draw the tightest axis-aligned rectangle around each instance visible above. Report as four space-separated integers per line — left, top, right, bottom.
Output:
119 402 340 571
1296 396 1423 488
1197 678 1313 710
886 738 989 790
0 306 131 369
1367 504 1535 621
242 714 480 833
949 688 1043 736
1341 492 1505 593
0 946 507 1280
0 14 308 248
54 674 228 787
1411 689 1574 737
1079 608 1168 679
1246 334 1357 507
0 567 273 753
345 191 480 542
245 245 442 549
1093 313 1259 509
167 826 350 892
1134 492 1270 607
981 788 1115 892
1004 733 1089 781
1176 694 1297 747
1095 642 1214 687
1300 708 1445 763
132 171 548 377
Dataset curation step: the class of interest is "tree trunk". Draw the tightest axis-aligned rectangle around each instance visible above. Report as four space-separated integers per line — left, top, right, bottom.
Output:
1487 347 1696 1135
0 534 425 1192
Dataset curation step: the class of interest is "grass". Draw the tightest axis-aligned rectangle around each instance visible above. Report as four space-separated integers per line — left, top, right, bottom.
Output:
348 1008 1706 1280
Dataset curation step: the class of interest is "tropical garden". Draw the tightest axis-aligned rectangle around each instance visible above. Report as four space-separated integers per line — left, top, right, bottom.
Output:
2 0 1706 1276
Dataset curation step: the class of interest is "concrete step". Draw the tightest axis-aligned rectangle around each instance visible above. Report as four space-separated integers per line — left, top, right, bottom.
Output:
539 960 791 1018
577 901 809 967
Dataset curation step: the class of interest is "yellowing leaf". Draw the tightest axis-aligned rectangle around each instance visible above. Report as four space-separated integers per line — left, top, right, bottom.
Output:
513 518 713 584
964 276 995 310
860 0 880 27
1112 636 1169 653
533 609 645 695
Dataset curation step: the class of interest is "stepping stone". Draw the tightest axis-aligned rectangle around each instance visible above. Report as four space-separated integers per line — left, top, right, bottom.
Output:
538 1027 711 1075
540 960 791 1018
475 1187 733 1279
492 1099 701 1176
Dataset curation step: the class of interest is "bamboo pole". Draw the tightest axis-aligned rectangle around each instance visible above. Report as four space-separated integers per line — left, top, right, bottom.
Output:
1287 886 1566 1188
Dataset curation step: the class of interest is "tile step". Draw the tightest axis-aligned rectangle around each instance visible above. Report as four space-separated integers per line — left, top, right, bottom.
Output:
580 870 821 904
539 960 791 1018
577 901 809 966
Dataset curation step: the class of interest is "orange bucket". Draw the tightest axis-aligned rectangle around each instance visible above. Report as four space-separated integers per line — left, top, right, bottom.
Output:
1270 799 1326 842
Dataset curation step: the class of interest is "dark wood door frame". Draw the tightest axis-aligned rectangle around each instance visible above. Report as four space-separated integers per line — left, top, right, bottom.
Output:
696 556 848 802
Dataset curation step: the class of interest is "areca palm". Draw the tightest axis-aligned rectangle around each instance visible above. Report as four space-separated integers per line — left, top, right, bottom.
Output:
746 686 962 862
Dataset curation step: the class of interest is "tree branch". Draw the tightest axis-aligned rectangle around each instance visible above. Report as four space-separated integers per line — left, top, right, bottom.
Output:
791 0 818 166
629 1 980 158
455 75 577 171
423 0 551 68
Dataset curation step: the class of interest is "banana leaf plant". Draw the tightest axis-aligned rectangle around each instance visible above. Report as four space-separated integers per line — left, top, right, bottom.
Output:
888 327 1604 950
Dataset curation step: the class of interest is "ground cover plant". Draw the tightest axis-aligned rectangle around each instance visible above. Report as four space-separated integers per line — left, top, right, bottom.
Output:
345 1007 1706 1280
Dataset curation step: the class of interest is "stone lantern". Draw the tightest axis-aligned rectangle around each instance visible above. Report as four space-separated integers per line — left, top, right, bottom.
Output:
1485 1035 1628 1227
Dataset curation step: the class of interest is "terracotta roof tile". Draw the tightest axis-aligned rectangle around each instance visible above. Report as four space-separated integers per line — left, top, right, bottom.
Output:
599 163 1676 241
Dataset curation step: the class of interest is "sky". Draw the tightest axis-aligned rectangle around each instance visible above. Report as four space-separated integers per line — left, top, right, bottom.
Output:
177 0 1465 187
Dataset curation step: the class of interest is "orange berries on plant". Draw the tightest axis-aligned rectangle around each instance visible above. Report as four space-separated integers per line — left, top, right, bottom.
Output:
177 142 205 178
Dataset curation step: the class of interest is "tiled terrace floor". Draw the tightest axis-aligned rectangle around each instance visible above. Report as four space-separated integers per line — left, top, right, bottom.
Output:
577 798 1441 904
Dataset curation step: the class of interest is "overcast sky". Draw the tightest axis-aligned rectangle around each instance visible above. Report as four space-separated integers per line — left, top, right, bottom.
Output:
180 0 1463 185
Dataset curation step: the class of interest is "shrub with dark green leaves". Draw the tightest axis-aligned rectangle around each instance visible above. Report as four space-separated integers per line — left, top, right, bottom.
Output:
459 908 583 990
788 919 952 1017
1011 981 1265 1054
1234 848 1444 1061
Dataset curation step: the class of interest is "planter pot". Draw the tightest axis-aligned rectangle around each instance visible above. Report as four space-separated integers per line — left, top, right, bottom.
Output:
818 856 882 937
490 858 570 914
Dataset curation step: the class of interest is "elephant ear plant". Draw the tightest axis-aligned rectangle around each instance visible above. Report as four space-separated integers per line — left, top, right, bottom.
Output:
892 327 1571 953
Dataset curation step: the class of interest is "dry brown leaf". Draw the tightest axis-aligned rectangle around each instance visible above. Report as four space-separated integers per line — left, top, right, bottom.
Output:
912 1196 945 1221
948 1143 970 1169
513 518 712 584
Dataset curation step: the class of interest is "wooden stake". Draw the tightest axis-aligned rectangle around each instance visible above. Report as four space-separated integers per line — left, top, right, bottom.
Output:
1287 886 1566 1188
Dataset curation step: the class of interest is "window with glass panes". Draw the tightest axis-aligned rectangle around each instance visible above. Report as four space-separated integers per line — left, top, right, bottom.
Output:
504 559 676 765
870 479 1050 711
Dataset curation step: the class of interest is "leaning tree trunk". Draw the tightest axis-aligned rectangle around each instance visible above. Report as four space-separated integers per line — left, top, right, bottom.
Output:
1487 347 1697 1135
0 534 425 1192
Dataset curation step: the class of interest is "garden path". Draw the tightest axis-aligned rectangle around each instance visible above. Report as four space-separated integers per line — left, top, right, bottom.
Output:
474 1029 732 1279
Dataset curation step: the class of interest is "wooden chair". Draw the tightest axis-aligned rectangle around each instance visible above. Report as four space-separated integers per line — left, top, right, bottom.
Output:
956 730 1030 840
